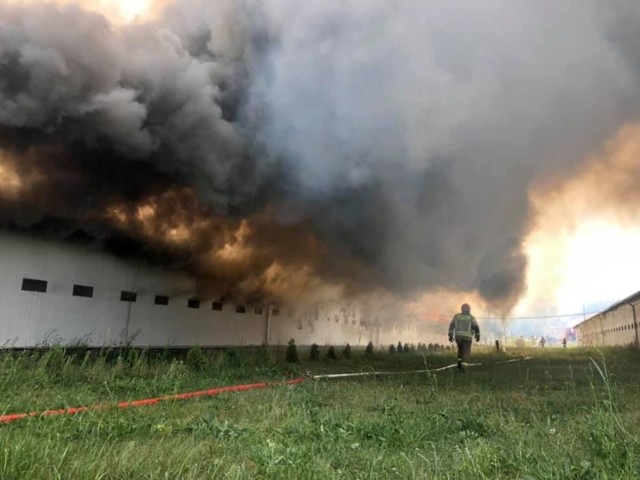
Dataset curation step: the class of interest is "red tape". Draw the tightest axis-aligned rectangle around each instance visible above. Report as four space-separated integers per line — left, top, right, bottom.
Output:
0 377 305 425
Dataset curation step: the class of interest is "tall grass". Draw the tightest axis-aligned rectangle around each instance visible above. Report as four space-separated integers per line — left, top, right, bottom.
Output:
0 346 638 479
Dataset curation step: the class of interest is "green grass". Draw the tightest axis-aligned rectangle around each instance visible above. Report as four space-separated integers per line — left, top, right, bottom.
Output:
0 346 639 479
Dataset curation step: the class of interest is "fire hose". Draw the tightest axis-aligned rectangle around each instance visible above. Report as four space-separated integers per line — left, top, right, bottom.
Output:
0 357 531 424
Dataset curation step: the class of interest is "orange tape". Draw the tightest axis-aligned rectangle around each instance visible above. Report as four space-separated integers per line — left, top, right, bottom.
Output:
0 377 305 425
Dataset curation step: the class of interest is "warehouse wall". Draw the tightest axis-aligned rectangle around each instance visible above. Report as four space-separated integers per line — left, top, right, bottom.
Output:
0 232 445 348
575 295 639 347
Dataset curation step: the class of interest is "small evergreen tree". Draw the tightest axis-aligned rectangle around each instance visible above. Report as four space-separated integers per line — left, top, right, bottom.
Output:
327 345 337 360
397 341 403 353
388 344 396 354
309 343 320 361
285 338 299 363
343 344 352 359
403 343 410 353
365 341 375 357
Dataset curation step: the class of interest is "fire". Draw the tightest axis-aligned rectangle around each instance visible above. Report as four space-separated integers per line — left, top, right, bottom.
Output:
101 186 338 301
105 188 211 247
0 163 22 197
0 149 42 198
516 124 640 318
213 220 252 262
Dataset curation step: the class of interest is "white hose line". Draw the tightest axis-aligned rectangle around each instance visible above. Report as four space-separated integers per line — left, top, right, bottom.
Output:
492 356 532 365
311 356 532 380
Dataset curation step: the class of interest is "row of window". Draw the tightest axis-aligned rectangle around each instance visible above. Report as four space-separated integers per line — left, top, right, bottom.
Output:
20 278 279 315
603 324 635 334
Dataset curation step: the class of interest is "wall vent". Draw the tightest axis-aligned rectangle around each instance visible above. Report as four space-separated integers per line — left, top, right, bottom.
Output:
120 291 137 302
154 295 169 306
21 278 47 293
72 284 94 298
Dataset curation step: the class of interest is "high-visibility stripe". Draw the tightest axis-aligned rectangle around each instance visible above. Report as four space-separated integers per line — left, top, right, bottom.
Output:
454 314 475 340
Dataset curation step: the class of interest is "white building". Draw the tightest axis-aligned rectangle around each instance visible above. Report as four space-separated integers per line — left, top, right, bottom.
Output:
573 290 640 347
0 231 444 348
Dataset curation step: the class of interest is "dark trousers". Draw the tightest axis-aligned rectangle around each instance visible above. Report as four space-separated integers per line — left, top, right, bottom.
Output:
456 339 472 363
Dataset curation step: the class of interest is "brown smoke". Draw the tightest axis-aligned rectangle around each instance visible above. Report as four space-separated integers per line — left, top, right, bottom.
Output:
531 124 640 228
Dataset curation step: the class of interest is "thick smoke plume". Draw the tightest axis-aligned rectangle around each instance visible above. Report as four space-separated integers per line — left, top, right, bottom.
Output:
1 0 640 311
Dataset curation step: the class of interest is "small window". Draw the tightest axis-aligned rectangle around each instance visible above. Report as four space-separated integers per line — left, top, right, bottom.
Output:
22 278 47 293
73 284 94 298
236 305 246 314
120 291 137 302
254 306 263 315
212 302 223 311
188 298 200 309
272 308 280 316
154 295 169 306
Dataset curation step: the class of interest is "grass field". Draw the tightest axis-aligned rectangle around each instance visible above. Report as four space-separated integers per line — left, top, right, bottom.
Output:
0 345 639 479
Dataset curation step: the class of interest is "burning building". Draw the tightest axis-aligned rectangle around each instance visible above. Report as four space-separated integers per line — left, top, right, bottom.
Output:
3 230 439 347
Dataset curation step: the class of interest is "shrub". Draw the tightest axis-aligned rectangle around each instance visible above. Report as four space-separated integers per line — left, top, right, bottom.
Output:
327 345 337 360
186 344 209 371
285 338 299 363
309 343 320 361
343 344 352 359
365 341 375 357
388 344 396 354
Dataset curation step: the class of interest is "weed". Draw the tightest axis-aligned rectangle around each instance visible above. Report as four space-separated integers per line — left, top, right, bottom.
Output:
186 345 208 371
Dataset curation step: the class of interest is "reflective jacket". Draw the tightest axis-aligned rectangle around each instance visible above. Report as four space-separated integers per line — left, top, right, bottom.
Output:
449 314 480 341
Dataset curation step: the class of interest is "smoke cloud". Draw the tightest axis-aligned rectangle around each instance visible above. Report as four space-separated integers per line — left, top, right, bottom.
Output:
1 0 640 311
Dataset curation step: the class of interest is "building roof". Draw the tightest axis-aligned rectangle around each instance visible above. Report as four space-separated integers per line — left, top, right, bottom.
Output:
573 289 640 329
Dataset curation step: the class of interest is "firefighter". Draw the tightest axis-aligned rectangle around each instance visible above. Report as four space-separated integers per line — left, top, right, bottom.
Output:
448 303 480 371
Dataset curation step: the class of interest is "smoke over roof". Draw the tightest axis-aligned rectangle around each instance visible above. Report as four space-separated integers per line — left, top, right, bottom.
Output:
1 0 640 310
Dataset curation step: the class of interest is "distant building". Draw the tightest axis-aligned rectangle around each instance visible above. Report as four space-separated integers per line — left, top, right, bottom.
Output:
573 290 640 347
